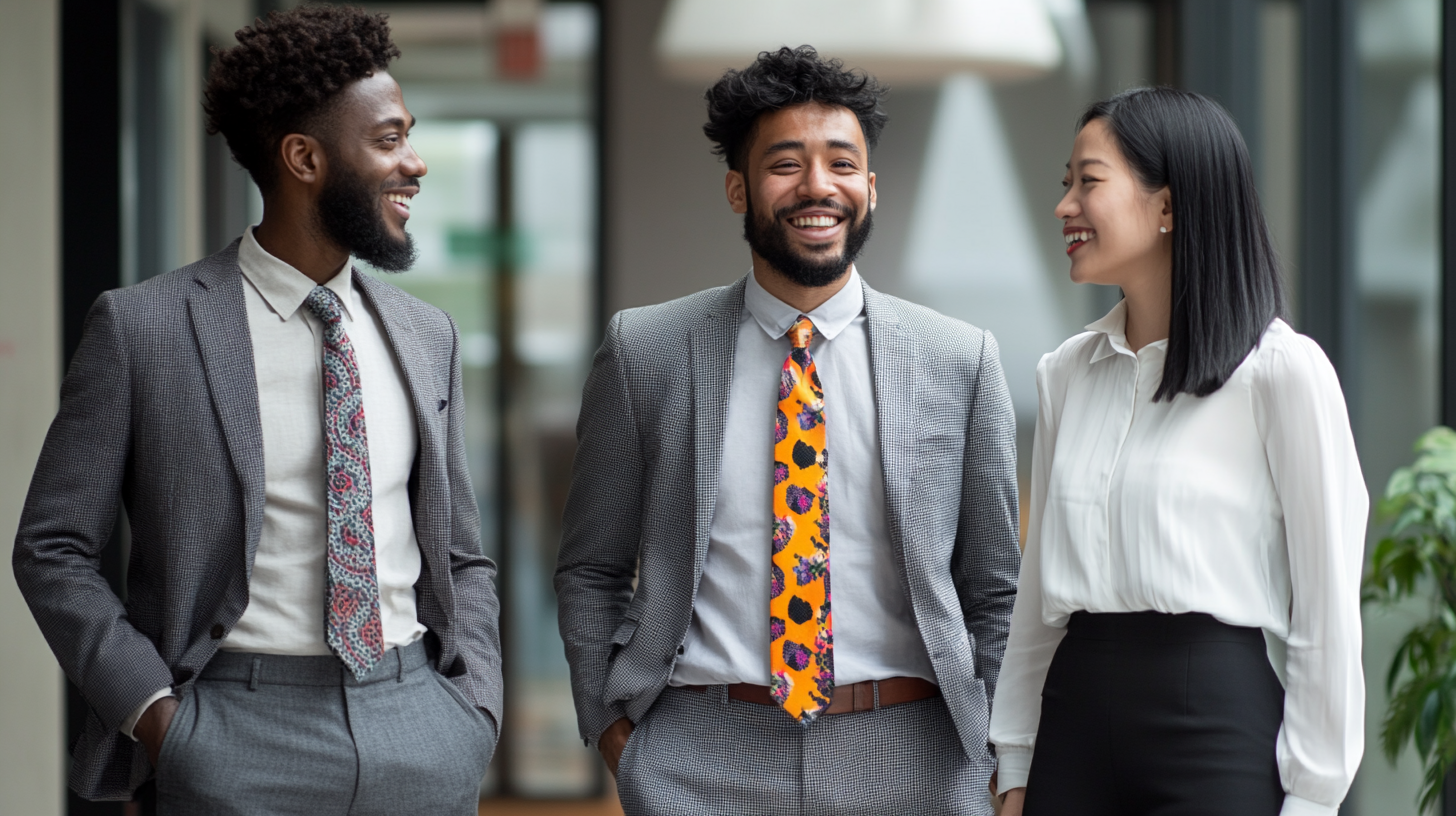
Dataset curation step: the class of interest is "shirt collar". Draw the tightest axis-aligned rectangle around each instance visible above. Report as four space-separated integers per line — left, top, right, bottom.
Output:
1085 298 1167 363
743 265 864 341
237 226 357 322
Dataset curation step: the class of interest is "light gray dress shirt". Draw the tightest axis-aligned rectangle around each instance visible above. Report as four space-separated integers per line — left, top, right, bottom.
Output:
122 227 426 737
669 267 937 687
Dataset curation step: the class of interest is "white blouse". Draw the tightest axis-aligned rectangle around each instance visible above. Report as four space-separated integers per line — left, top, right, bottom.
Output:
989 302 1367 816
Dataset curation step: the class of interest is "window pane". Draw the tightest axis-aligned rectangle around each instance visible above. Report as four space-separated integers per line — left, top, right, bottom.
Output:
1352 1 1441 813
505 120 599 798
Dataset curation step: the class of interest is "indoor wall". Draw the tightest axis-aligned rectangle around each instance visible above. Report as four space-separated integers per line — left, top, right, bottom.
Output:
0 0 63 814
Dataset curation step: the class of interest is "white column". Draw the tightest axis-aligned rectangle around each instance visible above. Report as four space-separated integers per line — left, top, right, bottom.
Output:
0 0 64 813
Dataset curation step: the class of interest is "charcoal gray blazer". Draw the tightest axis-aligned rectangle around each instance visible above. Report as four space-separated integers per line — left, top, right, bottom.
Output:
12 242 503 801
555 275 1021 760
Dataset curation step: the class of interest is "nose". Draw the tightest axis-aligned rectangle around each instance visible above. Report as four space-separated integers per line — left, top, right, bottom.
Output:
401 138 427 179
798 159 836 201
1054 186 1078 220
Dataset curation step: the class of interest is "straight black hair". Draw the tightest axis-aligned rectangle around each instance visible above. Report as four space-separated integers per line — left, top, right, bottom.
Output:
1079 87 1287 402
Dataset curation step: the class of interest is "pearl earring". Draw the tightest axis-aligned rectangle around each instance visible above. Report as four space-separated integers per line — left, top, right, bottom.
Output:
1160 227 1168 233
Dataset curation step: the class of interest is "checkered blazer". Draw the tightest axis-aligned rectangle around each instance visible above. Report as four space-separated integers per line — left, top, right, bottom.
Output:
12 242 503 801
555 276 1021 760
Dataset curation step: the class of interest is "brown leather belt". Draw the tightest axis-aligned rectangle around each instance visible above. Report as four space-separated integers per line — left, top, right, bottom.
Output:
684 676 939 715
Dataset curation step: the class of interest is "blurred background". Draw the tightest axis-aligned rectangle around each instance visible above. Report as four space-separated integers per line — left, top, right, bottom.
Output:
0 0 1446 813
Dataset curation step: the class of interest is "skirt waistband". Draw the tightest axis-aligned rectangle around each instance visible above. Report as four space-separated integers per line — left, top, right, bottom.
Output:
1066 611 1265 645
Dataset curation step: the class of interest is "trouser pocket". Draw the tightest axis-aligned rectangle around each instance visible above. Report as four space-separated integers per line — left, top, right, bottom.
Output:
153 687 195 786
431 670 498 763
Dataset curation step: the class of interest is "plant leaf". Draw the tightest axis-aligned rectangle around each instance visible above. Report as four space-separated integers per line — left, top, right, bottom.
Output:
1363 425 1456 814
1417 687 1442 757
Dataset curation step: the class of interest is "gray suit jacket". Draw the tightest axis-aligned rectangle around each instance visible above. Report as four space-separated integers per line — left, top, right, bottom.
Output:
555 276 1020 760
12 242 503 800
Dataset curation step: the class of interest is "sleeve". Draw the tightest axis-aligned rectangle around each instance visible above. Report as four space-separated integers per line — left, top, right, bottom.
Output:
1251 336 1367 816
439 315 504 727
120 687 174 740
11 291 176 732
950 331 1022 709
988 353 1070 790
553 312 644 746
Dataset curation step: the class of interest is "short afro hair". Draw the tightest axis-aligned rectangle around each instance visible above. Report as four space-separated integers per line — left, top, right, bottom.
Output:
704 45 889 172
204 5 400 192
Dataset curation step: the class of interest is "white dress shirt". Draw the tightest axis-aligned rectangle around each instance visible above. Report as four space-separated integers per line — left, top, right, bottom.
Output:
122 228 427 737
669 267 937 687
989 301 1367 816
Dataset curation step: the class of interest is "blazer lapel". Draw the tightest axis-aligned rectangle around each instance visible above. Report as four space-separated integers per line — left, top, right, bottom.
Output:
688 278 747 579
187 247 267 570
353 273 451 575
354 273 438 486
863 281 918 582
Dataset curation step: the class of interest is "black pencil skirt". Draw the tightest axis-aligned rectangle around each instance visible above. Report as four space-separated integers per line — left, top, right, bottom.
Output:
1022 611 1286 816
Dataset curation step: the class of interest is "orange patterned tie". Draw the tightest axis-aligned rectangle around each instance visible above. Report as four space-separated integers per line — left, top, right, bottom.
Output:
770 315 834 723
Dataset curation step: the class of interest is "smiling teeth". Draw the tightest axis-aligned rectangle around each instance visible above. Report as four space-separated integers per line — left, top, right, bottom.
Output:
1064 230 1092 245
386 193 412 206
792 215 838 228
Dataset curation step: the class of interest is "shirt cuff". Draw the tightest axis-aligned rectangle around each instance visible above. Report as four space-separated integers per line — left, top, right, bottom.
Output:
1279 793 1340 816
120 687 174 741
995 745 1034 791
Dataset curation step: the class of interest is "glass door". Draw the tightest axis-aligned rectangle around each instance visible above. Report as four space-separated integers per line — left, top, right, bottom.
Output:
358 0 604 800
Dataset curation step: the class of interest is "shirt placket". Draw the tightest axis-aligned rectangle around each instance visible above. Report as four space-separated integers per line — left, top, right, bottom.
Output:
1100 349 1142 604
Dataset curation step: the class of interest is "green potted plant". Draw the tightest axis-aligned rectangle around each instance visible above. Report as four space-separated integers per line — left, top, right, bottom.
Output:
1364 426 1456 812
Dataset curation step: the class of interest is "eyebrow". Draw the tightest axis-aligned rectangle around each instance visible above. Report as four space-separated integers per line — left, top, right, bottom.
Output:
763 139 805 156
376 115 416 130
1065 158 1111 170
762 138 863 156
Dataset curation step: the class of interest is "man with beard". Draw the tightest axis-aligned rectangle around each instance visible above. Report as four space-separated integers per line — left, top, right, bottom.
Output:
556 46 1020 815
13 7 500 814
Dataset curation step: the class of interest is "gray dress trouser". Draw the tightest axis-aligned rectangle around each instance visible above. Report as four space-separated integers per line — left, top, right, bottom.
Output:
155 639 496 816
615 685 994 816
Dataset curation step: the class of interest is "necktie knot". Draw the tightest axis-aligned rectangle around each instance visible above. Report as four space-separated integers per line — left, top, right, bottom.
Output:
305 286 344 326
789 316 816 350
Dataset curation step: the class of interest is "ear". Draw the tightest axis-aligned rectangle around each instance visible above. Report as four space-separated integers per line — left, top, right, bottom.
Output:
867 170 877 212
1157 186 1172 232
726 169 748 214
278 133 327 186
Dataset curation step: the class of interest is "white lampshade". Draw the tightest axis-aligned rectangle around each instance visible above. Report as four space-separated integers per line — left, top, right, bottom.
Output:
656 0 1064 85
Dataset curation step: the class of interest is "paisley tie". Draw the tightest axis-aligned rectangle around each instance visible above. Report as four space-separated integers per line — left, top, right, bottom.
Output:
770 315 834 723
305 286 385 679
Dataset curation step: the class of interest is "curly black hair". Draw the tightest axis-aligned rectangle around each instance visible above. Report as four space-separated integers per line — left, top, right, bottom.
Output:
704 46 889 172
204 5 400 192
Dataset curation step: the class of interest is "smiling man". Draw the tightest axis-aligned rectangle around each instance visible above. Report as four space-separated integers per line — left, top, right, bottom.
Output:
556 46 1021 816
13 7 499 814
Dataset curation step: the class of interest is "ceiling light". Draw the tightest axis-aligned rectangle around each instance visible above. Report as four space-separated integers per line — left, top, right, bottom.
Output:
656 0 1063 85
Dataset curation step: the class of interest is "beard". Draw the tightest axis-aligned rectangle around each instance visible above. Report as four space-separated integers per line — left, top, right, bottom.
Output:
743 194 874 288
315 160 419 273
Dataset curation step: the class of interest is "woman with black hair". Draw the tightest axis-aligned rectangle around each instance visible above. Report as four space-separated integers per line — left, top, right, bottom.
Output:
989 87 1366 816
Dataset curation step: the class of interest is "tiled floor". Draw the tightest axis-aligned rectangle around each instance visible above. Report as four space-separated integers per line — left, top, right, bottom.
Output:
478 796 624 816
478 791 1006 816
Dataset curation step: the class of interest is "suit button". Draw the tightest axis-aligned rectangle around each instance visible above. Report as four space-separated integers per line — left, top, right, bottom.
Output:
210 624 225 639
676 645 685 655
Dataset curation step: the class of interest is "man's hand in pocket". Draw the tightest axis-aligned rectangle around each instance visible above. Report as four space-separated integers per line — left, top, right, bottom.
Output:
135 696 180 768
598 717 635 777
